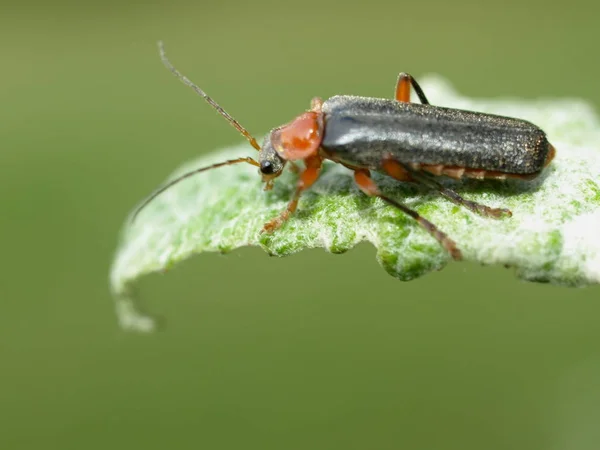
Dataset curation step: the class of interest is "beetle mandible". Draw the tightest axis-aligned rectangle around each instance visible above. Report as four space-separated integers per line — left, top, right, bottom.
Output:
132 42 556 260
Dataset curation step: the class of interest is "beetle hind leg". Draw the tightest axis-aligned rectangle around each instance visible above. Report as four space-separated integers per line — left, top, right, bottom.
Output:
395 73 430 104
382 157 512 219
353 169 462 260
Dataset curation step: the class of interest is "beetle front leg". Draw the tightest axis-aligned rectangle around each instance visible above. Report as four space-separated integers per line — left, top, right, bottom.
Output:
353 169 462 260
262 155 323 233
395 72 430 104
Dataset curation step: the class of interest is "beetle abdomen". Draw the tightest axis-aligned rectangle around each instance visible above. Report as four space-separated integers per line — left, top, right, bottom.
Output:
321 95 552 176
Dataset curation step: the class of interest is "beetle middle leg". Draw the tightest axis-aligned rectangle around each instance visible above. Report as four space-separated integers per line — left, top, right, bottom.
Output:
395 72 430 104
262 155 323 233
382 157 512 219
353 169 462 260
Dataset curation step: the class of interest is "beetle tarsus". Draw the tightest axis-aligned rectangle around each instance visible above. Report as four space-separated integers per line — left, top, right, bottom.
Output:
438 187 512 219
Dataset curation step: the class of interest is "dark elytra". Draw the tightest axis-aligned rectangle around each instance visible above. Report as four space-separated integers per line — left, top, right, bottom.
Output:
321 95 550 175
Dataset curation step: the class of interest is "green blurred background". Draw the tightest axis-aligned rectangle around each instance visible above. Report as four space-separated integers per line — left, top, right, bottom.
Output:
2 0 600 448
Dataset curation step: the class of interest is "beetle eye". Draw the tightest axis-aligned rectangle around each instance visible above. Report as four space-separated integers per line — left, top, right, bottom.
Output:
260 161 274 174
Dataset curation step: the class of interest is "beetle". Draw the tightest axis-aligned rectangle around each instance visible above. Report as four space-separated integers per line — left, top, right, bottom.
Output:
133 41 556 260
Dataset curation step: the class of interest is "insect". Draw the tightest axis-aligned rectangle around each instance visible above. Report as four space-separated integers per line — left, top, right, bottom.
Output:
133 41 556 260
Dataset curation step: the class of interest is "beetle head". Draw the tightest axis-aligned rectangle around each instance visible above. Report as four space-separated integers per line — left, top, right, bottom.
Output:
259 135 287 190
259 110 325 190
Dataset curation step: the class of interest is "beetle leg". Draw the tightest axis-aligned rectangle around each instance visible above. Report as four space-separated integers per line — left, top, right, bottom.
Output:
262 155 323 233
432 181 512 218
288 161 301 174
311 97 324 112
383 157 512 218
395 73 430 104
353 169 462 260
380 158 414 181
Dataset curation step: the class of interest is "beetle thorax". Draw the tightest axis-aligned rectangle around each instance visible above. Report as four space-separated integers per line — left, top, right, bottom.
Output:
271 111 324 161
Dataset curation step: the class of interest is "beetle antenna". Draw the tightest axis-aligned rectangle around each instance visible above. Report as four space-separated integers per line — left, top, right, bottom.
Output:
158 41 261 151
131 157 259 223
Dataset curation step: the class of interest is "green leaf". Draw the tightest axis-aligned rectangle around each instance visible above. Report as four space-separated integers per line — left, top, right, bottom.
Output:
110 76 600 332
